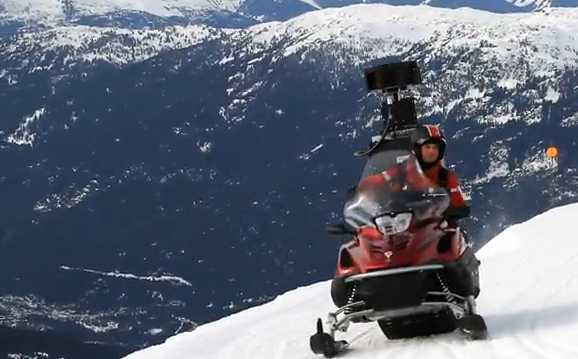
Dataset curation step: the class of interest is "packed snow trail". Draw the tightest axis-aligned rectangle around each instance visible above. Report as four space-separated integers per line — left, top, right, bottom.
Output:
125 203 578 359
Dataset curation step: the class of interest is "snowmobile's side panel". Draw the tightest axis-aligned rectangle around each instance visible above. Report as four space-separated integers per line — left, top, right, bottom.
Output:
443 247 481 298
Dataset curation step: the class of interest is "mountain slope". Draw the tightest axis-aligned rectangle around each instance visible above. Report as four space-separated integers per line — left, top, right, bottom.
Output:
0 0 256 30
2 0 578 32
124 202 578 358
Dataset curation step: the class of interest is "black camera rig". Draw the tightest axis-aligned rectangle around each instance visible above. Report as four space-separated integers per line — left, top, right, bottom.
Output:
355 61 422 157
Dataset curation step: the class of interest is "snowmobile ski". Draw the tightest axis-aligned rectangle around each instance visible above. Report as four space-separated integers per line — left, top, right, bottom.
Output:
457 314 488 340
309 318 349 358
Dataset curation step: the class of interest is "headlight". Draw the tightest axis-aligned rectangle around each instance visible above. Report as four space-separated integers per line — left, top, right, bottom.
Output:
374 212 412 235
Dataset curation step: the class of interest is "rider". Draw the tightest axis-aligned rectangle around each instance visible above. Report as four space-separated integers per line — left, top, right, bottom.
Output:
361 124 470 226
357 124 480 299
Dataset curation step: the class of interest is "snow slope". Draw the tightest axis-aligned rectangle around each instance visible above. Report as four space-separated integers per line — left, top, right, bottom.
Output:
124 202 578 358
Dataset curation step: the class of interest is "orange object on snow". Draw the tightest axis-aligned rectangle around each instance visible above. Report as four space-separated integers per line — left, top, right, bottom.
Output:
546 146 559 158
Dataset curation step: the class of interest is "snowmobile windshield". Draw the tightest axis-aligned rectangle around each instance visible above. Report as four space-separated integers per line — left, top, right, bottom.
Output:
359 137 412 180
345 156 450 231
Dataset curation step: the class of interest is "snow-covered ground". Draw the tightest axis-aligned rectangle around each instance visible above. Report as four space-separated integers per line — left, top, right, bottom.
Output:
124 202 578 358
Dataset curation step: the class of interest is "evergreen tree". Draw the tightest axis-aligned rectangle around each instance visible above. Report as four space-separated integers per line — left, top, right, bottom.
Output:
60 0 76 21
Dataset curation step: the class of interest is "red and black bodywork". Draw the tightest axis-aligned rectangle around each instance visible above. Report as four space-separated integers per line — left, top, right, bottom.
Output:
331 152 480 307
331 204 480 313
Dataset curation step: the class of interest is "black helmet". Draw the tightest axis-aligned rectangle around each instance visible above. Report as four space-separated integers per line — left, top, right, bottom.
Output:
412 124 446 163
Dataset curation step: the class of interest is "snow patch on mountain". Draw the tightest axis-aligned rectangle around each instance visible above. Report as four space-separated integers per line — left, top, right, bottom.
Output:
60 266 193 287
5 108 46 147
299 143 325 160
298 0 323 10
520 148 558 173
561 112 578 127
0 294 121 333
33 180 99 212
544 86 560 103
473 142 510 184
196 141 213 153
1 24 220 70
497 78 518 90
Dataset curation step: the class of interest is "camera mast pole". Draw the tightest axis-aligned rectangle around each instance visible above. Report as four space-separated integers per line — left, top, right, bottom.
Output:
355 61 422 157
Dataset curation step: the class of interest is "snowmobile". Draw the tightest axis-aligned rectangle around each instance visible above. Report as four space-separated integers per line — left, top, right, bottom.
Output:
310 62 487 358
